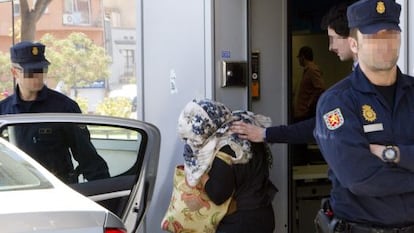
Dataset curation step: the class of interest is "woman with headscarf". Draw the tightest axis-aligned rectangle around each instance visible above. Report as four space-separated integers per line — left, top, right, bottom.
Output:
177 99 277 233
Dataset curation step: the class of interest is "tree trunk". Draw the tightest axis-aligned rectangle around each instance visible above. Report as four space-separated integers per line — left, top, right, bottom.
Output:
19 0 52 41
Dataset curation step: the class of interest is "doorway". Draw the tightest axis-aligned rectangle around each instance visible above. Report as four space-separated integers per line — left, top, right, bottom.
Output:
288 0 353 233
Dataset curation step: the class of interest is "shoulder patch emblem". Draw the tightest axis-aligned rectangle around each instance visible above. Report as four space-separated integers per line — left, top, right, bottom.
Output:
362 105 376 122
323 108 344 130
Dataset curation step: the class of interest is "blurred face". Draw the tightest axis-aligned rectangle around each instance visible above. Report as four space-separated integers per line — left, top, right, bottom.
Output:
351 29 400 71
327 27 354 61
12 66 47 99
297 55 305 67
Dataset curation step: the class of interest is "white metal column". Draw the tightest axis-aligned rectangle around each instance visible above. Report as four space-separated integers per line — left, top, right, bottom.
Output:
408 0 414 76
396 0 408 73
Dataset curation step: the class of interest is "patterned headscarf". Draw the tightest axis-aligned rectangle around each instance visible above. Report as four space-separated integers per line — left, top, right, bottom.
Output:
177 99 271 187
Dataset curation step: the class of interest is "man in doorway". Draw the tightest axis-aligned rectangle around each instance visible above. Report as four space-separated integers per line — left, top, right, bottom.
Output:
294 46 325 122
321 1 358 67
231 1 357 145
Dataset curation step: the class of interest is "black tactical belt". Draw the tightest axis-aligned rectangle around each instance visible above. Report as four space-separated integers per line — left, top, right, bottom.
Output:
346 222 414 233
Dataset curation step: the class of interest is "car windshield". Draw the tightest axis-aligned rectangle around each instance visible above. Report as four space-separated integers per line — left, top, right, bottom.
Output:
0 139 52 191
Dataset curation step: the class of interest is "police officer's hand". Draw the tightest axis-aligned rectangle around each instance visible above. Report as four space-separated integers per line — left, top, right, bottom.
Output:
230 121 265 142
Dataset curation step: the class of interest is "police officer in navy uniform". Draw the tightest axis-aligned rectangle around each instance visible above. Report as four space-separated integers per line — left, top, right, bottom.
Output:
0 41 110 183
314 0 414 232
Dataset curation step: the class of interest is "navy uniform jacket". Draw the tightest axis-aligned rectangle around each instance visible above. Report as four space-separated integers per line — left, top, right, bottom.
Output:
314 65 414 227
0 85 109 183
265 118 315 144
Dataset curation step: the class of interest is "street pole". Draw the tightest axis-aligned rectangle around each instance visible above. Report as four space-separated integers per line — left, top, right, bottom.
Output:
11 0 14 45
11 0 15 88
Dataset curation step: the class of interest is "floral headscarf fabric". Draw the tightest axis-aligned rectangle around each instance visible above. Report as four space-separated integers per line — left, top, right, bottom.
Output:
177 99 271 187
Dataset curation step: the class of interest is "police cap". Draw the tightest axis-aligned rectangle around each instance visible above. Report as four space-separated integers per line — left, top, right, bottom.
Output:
347 0 401 34
10 41 50 70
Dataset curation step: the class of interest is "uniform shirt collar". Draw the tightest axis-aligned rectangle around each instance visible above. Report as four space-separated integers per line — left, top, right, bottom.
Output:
13 85 48 105
350 65 409 94
352 61 359 71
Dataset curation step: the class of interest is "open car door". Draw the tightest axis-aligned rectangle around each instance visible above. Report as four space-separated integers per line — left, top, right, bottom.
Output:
0 113 160 233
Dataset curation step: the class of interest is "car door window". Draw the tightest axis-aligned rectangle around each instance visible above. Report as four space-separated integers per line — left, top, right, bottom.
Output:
0 122 144 217
1 123 142 181
76 124 141 181
0 141 53 190
0 113 160 233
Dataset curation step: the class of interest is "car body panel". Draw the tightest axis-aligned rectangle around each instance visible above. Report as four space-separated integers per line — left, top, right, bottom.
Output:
0 136 124 233
0 212 104 233
0 189 106 213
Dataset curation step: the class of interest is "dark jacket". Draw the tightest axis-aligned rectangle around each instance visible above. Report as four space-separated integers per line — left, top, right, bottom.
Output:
205 144 276 233
314 65 414 227
265 117 315 144
0 85 109 183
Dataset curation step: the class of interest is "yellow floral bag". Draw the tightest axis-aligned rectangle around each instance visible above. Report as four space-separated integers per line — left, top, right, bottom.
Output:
161 152 234 233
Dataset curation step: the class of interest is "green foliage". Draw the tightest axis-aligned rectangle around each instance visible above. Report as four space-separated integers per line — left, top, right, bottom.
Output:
8 18 21 42
96 97 132 118
0 32 111 98
0 51 13 95
40 32 111 95
75 96 89 114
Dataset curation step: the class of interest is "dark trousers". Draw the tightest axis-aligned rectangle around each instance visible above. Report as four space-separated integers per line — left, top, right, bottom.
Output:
315 210 414 233
343 223 414 233
217 205 275 233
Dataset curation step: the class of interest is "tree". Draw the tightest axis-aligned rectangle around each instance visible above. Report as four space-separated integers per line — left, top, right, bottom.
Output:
75 96 89 114
0 52 13 97
96 97 132 118
40 33 111 97
19 0 52 41
9 19 21 43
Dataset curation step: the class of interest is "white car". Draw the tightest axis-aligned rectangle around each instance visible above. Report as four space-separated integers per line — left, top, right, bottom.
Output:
0 136 126 233
0 113 161 233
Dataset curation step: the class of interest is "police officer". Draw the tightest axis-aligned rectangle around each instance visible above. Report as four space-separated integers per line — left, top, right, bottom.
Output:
314 0 414 232
0 41 109 183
